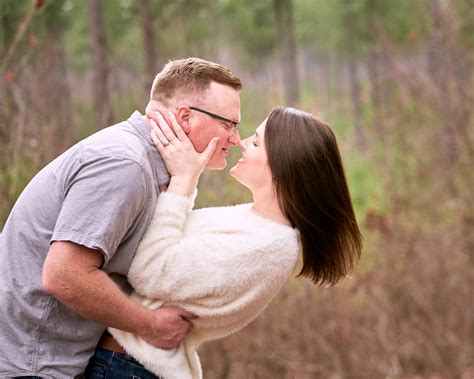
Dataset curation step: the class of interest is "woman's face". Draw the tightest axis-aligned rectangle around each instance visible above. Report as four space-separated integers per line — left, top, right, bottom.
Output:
230 119 273 191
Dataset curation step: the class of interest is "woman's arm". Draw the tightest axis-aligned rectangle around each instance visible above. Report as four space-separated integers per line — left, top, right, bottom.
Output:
128 194 293 306
131 111 238 299
128 192 223 298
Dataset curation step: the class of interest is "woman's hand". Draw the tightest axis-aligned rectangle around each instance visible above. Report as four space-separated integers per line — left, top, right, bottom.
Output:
150 111 218 196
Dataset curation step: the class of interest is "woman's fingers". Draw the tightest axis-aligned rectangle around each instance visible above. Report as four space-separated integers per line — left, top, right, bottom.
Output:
151 129 165 155
201 137 219 165
145 101 173 131
150 119 171 150
154 112 177 143
167 111 189 142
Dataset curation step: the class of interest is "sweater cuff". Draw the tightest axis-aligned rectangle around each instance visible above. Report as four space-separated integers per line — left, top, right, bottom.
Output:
188 188 198 211
156 189 197 215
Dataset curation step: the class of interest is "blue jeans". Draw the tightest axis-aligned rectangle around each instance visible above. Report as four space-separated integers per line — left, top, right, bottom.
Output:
85 347 163 379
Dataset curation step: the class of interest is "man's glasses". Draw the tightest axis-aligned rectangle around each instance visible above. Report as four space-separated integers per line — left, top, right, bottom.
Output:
190 106 239 133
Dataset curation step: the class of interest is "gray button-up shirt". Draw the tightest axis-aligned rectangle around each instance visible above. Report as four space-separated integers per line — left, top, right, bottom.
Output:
0 111 169 378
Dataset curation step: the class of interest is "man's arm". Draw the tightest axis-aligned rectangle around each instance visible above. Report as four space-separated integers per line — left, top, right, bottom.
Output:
42 241 195 349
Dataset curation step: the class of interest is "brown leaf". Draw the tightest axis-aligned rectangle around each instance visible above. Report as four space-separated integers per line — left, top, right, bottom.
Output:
27 35 39 49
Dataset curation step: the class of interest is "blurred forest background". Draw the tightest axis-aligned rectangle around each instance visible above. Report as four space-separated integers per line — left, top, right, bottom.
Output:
1 0 473 377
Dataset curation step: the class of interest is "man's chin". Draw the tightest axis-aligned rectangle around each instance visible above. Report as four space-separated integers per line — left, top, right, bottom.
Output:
206 160 227 171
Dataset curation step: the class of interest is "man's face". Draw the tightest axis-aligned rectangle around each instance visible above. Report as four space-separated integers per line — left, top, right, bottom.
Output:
186 82 241 170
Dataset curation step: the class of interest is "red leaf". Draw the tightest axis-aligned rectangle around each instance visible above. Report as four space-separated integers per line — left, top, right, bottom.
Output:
4 71 15 84
35 0 47 9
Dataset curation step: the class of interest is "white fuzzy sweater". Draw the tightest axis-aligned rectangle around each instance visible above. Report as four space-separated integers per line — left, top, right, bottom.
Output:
109 192 301 379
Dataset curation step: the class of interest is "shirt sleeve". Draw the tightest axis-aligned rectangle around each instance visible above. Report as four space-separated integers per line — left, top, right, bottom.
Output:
52 156 148 265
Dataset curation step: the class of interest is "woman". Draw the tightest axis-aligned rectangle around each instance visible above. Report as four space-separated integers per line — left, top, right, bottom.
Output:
85 107 362 379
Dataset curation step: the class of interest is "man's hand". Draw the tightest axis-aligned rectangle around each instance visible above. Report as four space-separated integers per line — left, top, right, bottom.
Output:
43 242 197 349
140 306 197 349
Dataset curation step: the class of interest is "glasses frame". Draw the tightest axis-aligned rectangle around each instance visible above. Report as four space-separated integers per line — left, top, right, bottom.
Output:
189 106 239 132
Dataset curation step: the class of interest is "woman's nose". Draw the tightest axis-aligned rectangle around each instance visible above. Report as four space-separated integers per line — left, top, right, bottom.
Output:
239 137 249 149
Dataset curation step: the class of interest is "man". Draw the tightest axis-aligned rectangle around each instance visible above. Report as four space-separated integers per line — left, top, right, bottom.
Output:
0 57 242 378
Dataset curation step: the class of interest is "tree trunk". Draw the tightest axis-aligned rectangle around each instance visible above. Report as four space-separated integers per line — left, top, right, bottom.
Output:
40 6 74 157
428 0 457 165
86 0 112 130
320 50 333 113
344 5 366 152
0 78 10 157
139 0 157 94
367 46 384 137
273 0 300 106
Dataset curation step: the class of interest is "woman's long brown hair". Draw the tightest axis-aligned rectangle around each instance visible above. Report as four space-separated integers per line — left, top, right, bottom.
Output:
265 107 363 286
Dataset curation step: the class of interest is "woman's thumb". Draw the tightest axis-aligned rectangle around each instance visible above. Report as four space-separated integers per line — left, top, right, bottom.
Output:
202 137 219 163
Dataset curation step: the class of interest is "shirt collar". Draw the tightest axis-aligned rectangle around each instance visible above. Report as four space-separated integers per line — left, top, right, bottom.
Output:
127 110 170 186
127 110 154 146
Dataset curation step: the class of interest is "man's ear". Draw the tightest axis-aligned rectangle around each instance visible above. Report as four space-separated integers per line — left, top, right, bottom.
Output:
175 106 191 134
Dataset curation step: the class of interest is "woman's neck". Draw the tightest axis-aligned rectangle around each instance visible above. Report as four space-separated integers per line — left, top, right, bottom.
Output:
250 186 292 227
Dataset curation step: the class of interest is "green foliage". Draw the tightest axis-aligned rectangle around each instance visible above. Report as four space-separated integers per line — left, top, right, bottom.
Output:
62 1 142 72
0 0 66 65
456 0 474 47
1 0 470 237
295 0 344 51
345 150 385 221
103 1 142 68
0 0 32 56
62 2 90 71
0 157 39 226
295 0 430 57
239 89 270 129
219 0 276 69
327 110 355 140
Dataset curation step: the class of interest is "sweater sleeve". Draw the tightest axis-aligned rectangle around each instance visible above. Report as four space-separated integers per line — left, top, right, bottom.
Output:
127 191 194 297
128 193 294 303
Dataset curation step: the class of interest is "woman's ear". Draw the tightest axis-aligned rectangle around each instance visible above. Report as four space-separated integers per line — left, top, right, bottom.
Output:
175 106 191 134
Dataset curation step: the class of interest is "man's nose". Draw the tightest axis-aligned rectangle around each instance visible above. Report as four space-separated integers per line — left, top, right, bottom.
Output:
229 129 241 145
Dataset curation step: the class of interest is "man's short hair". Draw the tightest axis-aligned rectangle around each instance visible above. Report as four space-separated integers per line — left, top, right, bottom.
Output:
150 57 242 105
